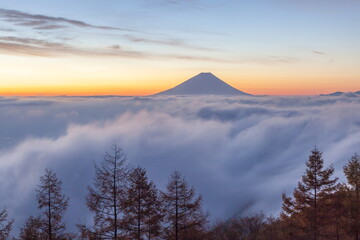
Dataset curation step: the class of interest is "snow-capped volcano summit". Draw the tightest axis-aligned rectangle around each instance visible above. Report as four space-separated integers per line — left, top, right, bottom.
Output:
155 72 251 96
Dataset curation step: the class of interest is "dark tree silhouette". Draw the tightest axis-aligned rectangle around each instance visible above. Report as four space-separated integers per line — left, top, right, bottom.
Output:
343 153 360 240
122 167 163 240
4 144 360 239
162 171 208 240
81 144 129 239
36 168 69 240
19 216 44 240
0 208 13 239
208 212 267 240
282 147 338 240
328 183 348 240
207 149 360 240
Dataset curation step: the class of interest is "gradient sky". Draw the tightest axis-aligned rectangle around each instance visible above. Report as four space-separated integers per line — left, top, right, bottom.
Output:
0 0 359 95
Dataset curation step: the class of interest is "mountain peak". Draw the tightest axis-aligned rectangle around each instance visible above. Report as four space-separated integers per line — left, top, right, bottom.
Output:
198 72 213 75
320 91 360 97
155 73 251 96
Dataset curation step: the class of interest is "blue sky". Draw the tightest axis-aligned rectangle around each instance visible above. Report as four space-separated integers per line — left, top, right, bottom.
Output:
0 0 359 95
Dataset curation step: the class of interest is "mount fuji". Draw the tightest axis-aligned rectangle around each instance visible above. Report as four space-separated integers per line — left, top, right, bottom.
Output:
155 72 251 96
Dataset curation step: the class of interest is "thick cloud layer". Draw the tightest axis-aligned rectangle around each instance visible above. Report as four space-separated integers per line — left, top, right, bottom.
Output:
1 95 360 234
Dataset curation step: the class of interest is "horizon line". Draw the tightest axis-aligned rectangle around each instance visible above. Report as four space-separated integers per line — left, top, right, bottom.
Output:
1 92 358 98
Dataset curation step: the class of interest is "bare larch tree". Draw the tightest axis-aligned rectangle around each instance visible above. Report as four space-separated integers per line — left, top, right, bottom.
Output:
122 167 163 240
19 216 44 240
282 147 338 240
36 168 69 240
82 144 129 239
162 171 208 240
344 153 360 240
0 207 13 239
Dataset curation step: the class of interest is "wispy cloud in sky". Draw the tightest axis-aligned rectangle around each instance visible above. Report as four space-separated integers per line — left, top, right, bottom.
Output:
0 0 358 95
0 36 63 47
313 50 326 55
123 34 221 52
144 0 203 9
0 7 226 61
0 8 131 31
0 39 145 58
0 35 231 62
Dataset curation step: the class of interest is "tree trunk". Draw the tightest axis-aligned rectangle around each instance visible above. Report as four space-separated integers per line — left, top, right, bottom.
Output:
113 161 118 239
314 172 318 240
356 186 359 240
48 185 52 240
175 181 178 240
138 186 141 240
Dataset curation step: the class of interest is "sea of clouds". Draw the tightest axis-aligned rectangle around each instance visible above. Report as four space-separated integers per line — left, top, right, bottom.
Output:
1 95 360 233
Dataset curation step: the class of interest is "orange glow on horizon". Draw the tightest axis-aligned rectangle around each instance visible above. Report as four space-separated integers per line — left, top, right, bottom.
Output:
0 86 160 96
1 64 358 96
1 81 359 97
1 53 358 96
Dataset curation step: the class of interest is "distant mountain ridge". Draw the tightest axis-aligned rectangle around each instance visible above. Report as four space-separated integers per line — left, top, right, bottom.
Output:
320 91 360 97
155 72 251 96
